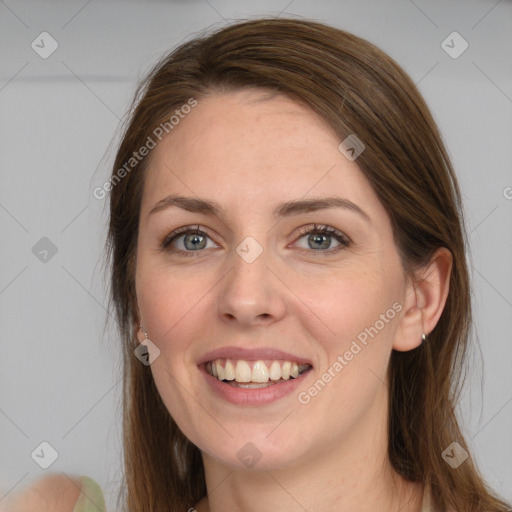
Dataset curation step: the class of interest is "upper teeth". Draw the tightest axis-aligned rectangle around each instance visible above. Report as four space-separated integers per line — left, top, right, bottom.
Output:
206 359 311 383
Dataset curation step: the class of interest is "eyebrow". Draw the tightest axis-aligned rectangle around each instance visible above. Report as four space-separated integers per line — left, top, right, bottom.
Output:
148 194 371 223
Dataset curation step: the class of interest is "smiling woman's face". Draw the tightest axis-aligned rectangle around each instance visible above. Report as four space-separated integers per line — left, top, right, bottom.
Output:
135 88 414 470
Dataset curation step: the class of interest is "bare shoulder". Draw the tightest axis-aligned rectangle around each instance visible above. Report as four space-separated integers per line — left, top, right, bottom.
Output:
1 474 82 512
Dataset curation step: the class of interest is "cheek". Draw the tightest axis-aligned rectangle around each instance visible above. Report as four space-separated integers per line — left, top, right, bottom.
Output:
136 264 200 354
310 266 402 391
294 274 401 424
135 261 223 383
301 265 400 353
135 268 212 443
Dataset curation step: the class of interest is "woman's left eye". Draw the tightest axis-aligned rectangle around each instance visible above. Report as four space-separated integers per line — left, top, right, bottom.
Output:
293 224 351 254
160 224 350 256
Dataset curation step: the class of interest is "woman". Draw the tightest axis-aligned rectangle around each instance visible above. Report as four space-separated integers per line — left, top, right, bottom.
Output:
6 17 510 512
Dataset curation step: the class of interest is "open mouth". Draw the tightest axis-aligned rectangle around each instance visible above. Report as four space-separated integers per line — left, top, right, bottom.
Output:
205 358 313 389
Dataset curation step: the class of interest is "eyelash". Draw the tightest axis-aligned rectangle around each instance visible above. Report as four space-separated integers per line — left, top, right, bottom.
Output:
160 223 351 257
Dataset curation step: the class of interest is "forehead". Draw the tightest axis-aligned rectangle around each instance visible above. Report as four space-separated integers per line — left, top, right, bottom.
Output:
141 89 379 218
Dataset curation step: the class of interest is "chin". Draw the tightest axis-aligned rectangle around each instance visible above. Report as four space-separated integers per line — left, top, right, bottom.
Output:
199 430 308 472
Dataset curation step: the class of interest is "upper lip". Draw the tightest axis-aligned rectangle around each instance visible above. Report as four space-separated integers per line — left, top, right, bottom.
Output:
197 346 313 366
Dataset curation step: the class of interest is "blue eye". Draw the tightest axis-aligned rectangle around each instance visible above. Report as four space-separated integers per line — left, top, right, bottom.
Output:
161 225 215 257
160 223 350 257
294 224 350 253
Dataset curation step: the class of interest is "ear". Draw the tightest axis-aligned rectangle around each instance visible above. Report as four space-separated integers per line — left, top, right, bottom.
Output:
393 247 453 351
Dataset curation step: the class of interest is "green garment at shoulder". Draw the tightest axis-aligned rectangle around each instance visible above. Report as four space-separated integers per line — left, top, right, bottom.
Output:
73 476 106 512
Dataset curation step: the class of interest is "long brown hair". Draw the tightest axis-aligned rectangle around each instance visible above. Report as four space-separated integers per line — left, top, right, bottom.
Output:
105 17 511 512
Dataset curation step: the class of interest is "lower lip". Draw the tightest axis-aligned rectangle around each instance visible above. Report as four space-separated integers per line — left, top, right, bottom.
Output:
199 364 312 405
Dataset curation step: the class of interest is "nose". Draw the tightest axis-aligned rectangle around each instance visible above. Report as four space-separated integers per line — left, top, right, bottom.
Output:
216 244 287 328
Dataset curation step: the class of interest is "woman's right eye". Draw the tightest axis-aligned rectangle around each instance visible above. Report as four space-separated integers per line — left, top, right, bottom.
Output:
161 225 217 257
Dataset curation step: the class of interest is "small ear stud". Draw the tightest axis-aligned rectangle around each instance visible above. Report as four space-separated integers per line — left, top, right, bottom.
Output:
421 333 427 344
137 325 148 343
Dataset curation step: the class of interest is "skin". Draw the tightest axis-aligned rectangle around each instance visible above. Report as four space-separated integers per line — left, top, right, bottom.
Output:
135 89 452 512
0 475 82 512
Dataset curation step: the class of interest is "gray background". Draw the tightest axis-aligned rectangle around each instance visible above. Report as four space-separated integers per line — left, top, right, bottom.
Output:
0 0 511 509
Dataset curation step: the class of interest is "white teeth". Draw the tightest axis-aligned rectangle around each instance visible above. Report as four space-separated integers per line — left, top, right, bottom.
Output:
281 361 291 380
235 360 252 382
251 361 269 383
206 358 311 383
269 361 281 381
224 360 235 380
